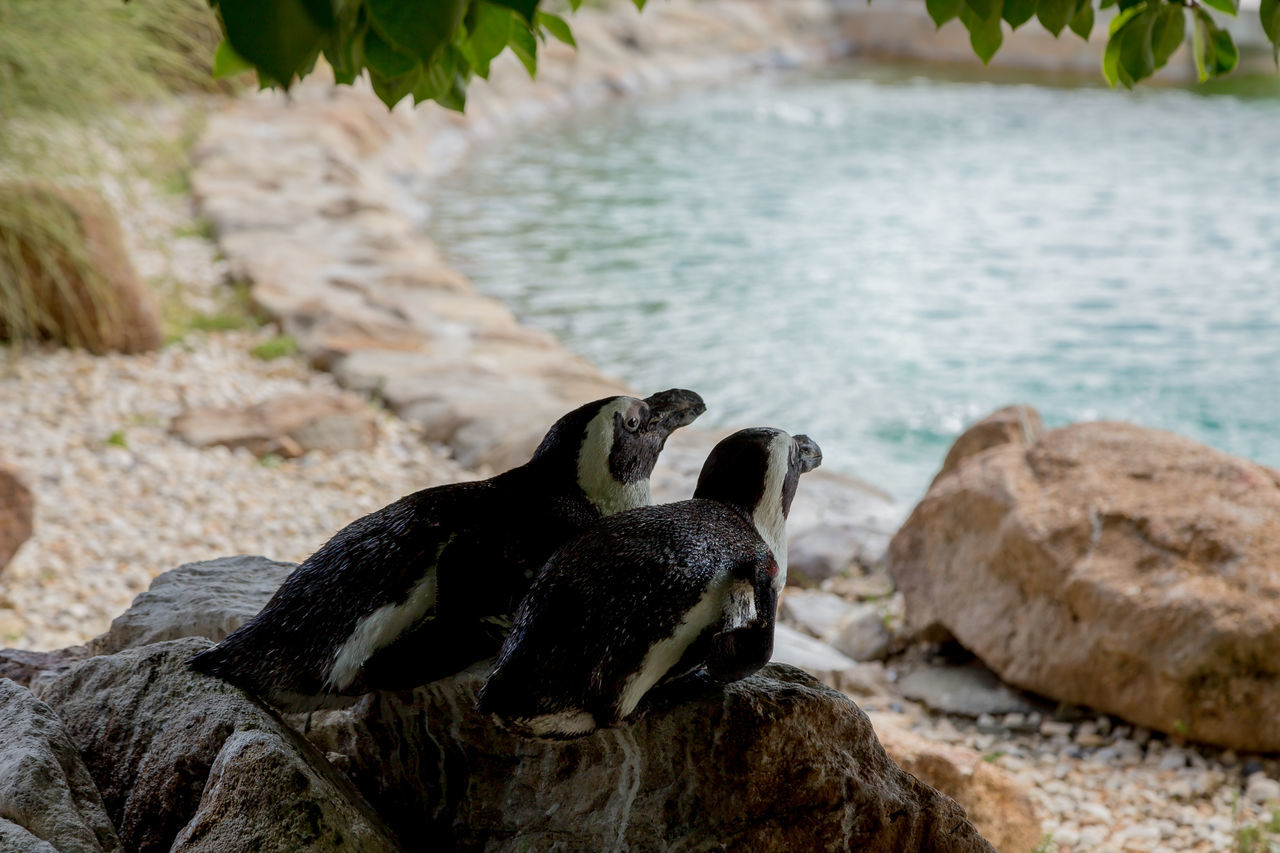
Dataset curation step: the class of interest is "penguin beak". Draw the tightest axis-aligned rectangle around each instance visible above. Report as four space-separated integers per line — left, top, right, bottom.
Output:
794 435 823 474
643 388 706 438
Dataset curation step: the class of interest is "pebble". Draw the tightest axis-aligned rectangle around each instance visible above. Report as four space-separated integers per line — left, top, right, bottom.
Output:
1245 774 1280 805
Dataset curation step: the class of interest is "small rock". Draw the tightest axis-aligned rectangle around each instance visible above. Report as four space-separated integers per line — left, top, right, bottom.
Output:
1040 721 1073 738
787 522 875 587
1246 774 1280 805
0 463 34 573
897 663 1043 718
171 392 378 458
829 604 892 662
779 589 859 640
1159 748 1189 770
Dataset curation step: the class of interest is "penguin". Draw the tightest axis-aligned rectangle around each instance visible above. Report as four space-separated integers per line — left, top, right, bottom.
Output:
187 389 706 712
477 427 822 738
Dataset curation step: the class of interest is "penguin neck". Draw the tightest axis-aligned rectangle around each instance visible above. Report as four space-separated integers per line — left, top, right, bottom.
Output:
751 496 788 587
575 398 650 516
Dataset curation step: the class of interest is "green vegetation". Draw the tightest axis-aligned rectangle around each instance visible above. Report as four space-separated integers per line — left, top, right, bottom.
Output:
1030 834 1056 853
250 334 300 361
164 280 262 342
104 430 129 448
209 0 1276 106
0 0 220 351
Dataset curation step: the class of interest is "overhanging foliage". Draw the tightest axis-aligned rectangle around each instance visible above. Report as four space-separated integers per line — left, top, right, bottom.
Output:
203 0 1278 109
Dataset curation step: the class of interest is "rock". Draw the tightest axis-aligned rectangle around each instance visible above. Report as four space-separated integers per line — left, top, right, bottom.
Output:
0 464 33 574
0 182 162 353
32 638 396 853
780 589 860 639
874 722 1043 853
779 591 892 662
0 648 85 689
0 679 121 852
896 664 1043 718
890 408 1280 750
0 820 58 853
91 556 296 654
170 730 399 853
931 404 1043 486
304 664 994 851
831 604 893 662
170 392 377 458
788 522 879 587
1245 774 1280 805
772 623 892 697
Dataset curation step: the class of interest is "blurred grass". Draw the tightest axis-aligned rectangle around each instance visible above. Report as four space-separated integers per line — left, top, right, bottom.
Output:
0 0 221 351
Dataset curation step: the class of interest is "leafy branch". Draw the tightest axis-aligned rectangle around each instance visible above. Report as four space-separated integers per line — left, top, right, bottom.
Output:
204 0 1278 109
207 0 643 111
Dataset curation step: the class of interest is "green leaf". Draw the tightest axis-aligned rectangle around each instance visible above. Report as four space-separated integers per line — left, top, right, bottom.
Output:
1099 0 1117 8
1103 22 1124 84
1037 0 1078 36
633 0 647 9
509 22 538 77
1192 7 1210 79
412 45 468 110
463 3 514 78
1210 23 1239 73
1109 4 1146 35
1150 4 1186 68
1199 0 1238 17
367 0 467 63
1068 1 1094 39
363 26 418 78
963 0 997 22
1002 0 1037 29
211 39 254 79
1118 7 1157 82
960 0 1004 62
567 0 582 9
487 0 540 24
1262 0 1280 61
216 0 332 87
927 0 964 27
537 11 577 47
369 64 422 109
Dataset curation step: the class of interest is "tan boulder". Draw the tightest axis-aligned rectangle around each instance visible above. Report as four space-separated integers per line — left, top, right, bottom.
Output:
0 464 34 572
0 183 162 353
889 407 1280 750
874 721 1043 853
170 392 377 458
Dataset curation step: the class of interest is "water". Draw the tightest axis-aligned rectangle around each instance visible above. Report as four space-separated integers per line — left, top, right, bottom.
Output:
425 63 1280 502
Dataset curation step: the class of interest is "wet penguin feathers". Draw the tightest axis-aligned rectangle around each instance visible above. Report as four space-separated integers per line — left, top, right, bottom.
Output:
478 427 822 738
188 389 704 712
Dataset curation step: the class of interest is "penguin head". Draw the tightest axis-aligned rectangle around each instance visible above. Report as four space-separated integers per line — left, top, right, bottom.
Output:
693 428 823 582
530 389 706 515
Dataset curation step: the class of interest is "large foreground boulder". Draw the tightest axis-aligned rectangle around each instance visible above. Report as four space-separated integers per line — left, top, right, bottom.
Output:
0 464 34 573
890 407 1280 751
31 638 398 853
305 665 994 852
0 679 121 852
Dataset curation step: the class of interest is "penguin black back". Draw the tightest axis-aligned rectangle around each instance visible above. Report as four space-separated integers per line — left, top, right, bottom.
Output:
188 389 705 712
478 427 821 738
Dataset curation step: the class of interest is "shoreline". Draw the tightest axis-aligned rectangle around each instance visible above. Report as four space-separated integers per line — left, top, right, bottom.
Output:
192 0 901 545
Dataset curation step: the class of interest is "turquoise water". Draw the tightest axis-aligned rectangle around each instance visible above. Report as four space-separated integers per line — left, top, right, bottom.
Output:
426 64 1280 502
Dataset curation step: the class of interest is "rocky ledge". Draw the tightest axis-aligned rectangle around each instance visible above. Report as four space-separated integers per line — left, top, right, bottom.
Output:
1 556 996 852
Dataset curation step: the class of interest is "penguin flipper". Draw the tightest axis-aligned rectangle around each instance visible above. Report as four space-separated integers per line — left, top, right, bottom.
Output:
358 616 508 691
704 550 780 683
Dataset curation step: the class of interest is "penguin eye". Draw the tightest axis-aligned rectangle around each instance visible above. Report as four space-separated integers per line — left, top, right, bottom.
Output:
625 415 641 432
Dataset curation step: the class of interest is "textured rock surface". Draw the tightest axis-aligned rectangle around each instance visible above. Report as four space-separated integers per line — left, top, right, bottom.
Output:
0 464 34 573
90 555 295 655
0 183 162 354
896 664 1043 718
32 638 395 853
306 664 994 852
876 723 1043 853
890 408 1280 750
0 679 121 853
0 820 59 853
170 730 399 853
170 393 378 458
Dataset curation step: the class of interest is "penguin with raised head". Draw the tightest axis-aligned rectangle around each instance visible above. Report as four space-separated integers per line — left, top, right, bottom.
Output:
188 389 706 712
477 427 822 738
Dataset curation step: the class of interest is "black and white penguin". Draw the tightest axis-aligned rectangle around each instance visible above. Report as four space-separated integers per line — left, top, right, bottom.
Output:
187 389 705 712
477 427 822 738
